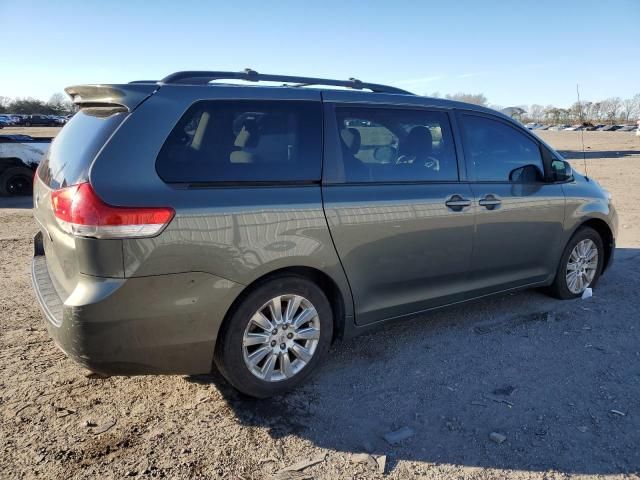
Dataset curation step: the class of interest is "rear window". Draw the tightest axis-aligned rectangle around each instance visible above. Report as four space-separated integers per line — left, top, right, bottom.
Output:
156 100 322 183
38 109 126 189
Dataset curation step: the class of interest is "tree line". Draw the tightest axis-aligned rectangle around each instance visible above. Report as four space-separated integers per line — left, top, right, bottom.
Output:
2 91 639 125
430 92 640 125
0 93 75 116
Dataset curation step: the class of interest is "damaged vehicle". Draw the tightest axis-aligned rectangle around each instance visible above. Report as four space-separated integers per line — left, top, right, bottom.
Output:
0 134 52 195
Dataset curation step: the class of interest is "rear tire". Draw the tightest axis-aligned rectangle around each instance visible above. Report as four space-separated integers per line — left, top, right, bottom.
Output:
0 166 34 196
548 227 604 299
214 275 333 398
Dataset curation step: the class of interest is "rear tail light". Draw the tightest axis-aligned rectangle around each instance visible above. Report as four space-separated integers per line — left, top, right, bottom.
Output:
51 182 174 239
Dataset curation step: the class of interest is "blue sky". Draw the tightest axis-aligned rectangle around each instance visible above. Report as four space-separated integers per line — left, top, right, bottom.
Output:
1 0 638 107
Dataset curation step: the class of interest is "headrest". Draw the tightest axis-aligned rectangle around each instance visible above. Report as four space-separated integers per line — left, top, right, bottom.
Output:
403 126 433 156
340 127 361 155
234 119 260 148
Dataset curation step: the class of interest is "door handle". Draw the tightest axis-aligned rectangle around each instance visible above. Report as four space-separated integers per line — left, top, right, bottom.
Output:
445 195 472 211
478 194 502 210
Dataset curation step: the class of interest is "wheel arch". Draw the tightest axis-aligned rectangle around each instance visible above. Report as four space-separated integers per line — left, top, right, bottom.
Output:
219 266 347 347
576 218 614 272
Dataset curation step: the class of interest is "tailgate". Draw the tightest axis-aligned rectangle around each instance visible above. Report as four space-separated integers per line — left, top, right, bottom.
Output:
33 103 137 297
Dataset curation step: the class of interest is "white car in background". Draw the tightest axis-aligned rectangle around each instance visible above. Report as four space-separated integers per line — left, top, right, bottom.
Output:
0 134 52 195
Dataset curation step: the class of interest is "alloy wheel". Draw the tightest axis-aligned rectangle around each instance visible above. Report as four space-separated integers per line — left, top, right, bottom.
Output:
242 294 320 382
565 239 598 294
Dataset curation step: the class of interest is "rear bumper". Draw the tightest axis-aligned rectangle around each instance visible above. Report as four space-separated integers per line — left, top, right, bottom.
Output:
31 235 243 375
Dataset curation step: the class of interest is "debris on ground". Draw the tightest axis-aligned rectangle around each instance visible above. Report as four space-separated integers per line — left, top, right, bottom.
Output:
582 288 593 299
489 432 507 444
275 442 285 459
277 454 326 473
54 406 76 418
492 385 516 396
484 394 514 407
93 419 116 435
383 426 415 445
14 404 32 416
374 454 387 474
610 409 626 416
351 453 378 469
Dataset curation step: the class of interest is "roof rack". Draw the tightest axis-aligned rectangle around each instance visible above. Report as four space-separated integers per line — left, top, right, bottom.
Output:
158 68 413 95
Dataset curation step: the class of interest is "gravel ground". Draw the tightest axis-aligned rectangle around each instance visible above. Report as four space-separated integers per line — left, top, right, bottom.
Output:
1 131 639 479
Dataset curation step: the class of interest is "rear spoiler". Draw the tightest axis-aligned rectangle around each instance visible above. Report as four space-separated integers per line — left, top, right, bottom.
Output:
64 84 159 111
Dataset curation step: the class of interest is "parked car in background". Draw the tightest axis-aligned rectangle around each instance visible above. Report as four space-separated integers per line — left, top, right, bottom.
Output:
23 115 62 127
31 70 618 398
7 115 26 126
0 115 17 126
0 118 9 129
0 134 52 195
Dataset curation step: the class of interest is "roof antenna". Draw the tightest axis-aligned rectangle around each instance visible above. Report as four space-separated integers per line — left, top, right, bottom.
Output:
576 83 589 181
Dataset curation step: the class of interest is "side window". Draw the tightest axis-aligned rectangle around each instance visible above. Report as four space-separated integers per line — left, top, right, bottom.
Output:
334 107 458 183
460 114 544 182
156 100 321 183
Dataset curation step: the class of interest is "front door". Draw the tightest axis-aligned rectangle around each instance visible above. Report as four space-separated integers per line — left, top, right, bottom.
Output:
322 102 475 325
457 112 566 293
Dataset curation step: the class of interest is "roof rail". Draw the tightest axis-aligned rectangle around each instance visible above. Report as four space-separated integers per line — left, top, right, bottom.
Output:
159 68 413 95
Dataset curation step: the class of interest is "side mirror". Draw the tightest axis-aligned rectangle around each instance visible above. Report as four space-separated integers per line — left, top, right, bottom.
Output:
550 159 573 182
509 164 543 183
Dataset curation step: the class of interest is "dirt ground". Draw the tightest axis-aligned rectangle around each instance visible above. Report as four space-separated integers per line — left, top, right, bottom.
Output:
1 130 640 479
0 126 60 138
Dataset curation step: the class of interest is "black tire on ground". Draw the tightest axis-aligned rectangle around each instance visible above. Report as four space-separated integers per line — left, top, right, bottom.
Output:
547 226 604 300
214 274 333 398
0 166 34 196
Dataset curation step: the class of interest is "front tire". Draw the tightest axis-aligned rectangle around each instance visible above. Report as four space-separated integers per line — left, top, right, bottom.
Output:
214 275 333 398
548 227 604 299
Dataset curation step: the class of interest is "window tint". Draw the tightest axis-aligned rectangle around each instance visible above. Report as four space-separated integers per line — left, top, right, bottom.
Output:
156 101 321 183
334 107 458 183
461 114 543 182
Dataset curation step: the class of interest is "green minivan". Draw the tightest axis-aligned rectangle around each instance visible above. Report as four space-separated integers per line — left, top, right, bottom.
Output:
32 70 617 397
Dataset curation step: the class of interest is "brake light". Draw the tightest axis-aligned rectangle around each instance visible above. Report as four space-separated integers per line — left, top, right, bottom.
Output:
51 182 174 239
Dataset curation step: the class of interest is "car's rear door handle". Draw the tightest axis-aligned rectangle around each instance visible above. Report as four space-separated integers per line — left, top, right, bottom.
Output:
478 194 502 210
445 195 472 211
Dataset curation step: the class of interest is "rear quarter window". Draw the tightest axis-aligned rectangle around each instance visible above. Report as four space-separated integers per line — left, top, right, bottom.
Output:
156 100 322 183
38 109 126 189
